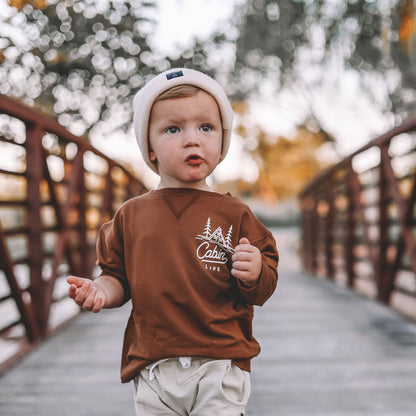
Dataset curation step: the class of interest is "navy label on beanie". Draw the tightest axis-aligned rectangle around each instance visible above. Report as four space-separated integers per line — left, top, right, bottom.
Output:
166 70 184 80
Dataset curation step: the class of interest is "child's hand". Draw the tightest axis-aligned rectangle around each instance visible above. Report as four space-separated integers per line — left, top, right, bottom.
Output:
67 276 107 313
231 237 262 287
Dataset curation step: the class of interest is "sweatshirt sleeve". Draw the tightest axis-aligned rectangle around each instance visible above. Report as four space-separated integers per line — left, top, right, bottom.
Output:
96 212 131 303
236 210 279 306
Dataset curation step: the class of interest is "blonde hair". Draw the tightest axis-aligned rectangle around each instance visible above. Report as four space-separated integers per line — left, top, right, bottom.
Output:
155 85 202 102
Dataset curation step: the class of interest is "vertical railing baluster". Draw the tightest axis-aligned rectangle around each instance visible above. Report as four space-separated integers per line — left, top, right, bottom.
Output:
325 175 336 278
25 123 48 336
77 153 89 276
345 163 357 288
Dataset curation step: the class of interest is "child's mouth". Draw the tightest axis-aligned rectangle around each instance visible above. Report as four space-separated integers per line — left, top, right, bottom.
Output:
185 155 203 165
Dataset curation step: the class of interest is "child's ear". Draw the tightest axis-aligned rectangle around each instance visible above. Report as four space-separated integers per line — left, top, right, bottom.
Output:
149 149 157 162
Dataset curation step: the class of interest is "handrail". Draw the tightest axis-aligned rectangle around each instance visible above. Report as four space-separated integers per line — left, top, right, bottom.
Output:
0 94 147 372
299 114 416 320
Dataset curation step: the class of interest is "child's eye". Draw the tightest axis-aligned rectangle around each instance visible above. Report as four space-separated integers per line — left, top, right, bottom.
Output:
166 126 180 134
200 124 213 133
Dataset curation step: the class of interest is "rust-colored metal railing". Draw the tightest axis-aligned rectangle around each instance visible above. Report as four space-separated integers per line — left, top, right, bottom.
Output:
0 94 147 371
300 114 416 320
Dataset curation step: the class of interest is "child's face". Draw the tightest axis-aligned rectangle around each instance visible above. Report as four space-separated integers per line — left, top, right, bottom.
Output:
148 90 223 189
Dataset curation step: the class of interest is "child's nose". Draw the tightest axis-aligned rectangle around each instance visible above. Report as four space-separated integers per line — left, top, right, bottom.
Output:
183 130 200 147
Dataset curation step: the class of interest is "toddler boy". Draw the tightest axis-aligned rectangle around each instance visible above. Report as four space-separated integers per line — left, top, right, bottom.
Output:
67 68 278 415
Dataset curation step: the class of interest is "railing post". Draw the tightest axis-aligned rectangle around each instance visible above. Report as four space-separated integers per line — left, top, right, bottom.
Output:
300 193 319 274
300 195 314 272
25 123 48 337
325 175 336 278
102 167 114 222
377 144 390 300
77 154 89 276
345 163 356 288
309 196 318 274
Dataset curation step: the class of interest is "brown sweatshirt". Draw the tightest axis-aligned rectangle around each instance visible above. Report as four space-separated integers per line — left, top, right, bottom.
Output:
96 188 278 383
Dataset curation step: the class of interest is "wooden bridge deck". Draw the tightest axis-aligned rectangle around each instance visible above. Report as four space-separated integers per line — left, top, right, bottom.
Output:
1 228 416 416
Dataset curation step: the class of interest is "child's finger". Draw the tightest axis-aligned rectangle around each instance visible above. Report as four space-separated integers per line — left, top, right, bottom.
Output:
68 284 77 299
67 275 85 287
73 280 91 304
92 297 104 313
231 268 250 280
239 237 250 245
82 285 97 310
234 239 257 255
231 263 249 275
232 250 252 263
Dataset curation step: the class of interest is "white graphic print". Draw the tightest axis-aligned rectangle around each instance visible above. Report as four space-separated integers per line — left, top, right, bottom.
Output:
195 217 234 266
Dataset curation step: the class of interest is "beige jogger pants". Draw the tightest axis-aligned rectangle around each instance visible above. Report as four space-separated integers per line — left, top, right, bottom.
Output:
133 358 250 416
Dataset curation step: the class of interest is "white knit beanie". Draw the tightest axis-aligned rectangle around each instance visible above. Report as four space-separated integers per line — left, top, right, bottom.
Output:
133 68 234 173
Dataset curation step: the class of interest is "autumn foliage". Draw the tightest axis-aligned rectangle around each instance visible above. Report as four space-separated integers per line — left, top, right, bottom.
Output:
8 0 46 10
217 104 335 203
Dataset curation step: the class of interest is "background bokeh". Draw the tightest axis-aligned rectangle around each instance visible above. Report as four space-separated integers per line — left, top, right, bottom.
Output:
1 0 415 201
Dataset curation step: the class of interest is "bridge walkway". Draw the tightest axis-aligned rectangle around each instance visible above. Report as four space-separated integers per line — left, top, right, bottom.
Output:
0 228 415 416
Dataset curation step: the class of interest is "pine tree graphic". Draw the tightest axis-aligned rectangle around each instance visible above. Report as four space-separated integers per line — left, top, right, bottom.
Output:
196 218 234 254
203 217 211 238
225 225 233 249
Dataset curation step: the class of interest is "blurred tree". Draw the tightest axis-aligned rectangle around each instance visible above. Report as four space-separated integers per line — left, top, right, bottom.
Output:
0 0 212 136
213 0 416 120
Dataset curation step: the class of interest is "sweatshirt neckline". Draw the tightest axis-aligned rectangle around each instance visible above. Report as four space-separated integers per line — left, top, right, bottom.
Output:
149 188 225 197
